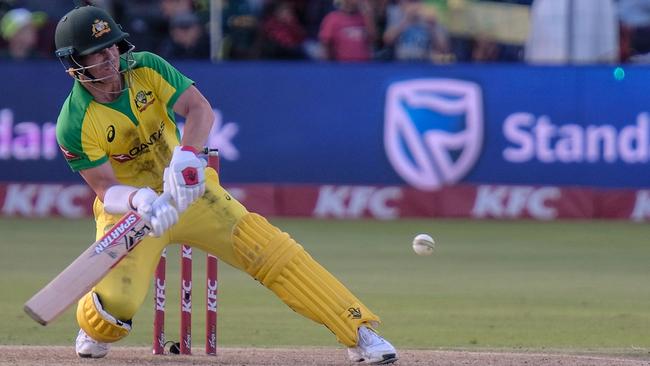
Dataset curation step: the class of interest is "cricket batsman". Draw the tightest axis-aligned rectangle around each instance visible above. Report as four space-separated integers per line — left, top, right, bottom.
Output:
53 5 397 364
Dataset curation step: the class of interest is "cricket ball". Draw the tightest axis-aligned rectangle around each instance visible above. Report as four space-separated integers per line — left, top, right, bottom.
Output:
412 234 435 256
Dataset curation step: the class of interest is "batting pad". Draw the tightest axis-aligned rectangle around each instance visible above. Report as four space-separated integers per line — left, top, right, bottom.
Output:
77 292 131 343
232 213 380 346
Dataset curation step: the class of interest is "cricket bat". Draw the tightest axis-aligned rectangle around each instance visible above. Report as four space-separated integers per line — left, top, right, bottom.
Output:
24 211 151 325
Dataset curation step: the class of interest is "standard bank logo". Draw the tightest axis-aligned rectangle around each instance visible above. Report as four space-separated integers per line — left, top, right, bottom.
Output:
384 79 483 190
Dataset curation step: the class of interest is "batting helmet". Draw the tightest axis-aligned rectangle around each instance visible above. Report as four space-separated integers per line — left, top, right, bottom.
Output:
54 5 135 83
55 5 130 59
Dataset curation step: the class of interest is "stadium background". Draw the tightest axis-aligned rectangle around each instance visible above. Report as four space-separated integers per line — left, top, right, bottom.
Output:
0 0 648 364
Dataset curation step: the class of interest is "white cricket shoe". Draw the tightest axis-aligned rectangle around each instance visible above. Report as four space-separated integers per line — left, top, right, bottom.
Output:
75 329 109 358
347 325 398 364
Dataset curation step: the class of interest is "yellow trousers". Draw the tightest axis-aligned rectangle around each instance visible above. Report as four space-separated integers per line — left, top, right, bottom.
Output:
83 167 379 346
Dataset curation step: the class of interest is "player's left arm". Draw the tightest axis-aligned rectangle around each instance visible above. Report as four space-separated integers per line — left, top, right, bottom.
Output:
173 85 214 151
165 85 214 212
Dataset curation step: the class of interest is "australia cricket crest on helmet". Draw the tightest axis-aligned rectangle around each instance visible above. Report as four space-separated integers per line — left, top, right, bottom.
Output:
384 79 484 191
91 19 111 38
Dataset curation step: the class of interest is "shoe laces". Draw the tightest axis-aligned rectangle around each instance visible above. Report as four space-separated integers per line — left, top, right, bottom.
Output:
78 331 91 341
78 330 105 346
358 326 384 347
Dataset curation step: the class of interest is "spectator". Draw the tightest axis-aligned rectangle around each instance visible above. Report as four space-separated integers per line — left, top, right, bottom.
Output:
0 7 46 59
302 0 334 59
318 0 376 62
161 0 196 20
618 0 650 62
0 1 87 57
159 11 210 59
525 0 619 64
222 0 259 59
258 1 307 60
9 0 71 19
117 0 200 54
470 36 500 62
368 0 390 59
383 0 450 62
305 0 335 39
115 0 167 53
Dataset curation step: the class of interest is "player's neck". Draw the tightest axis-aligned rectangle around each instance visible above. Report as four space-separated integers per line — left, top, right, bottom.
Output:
84 75 124 103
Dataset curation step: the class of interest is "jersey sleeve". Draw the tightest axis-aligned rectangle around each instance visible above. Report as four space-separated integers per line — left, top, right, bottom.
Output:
133 51 194 113
56 92 108 172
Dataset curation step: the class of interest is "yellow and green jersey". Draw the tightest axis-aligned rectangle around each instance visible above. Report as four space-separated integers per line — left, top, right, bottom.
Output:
56 51 194 191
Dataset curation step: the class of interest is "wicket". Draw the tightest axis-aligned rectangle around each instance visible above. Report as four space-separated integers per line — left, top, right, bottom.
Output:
153 149 220 355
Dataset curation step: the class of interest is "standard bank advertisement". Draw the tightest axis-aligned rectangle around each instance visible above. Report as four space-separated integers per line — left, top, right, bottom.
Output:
0 62 648 190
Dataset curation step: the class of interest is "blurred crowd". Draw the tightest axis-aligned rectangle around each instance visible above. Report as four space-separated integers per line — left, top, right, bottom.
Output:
0 0 648 64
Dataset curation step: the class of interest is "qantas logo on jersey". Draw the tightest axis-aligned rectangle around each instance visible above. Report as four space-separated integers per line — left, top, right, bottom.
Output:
59 145 81 161
135 90 156 112
111 121 165 163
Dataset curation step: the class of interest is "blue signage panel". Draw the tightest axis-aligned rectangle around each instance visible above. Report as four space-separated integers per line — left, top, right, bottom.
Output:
0 61 648 188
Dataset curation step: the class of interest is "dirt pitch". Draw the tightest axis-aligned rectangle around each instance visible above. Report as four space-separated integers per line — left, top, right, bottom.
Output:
1 346 649 366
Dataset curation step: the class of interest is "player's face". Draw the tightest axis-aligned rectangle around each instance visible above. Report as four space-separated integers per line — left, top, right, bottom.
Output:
80 44 121 82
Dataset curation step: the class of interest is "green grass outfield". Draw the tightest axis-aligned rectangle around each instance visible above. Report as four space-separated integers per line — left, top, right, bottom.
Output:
1 218 648 353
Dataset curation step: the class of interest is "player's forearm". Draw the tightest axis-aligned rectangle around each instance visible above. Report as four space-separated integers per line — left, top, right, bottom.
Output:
79 163 122 202
181 104 213 150
174 85 214 150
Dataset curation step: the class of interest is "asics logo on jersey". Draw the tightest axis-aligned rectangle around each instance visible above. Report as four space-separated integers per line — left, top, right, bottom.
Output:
91 19 111 38
135 90 156 112
107 125 115 142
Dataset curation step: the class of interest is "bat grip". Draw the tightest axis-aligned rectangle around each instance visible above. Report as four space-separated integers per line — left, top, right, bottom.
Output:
157 192 173 207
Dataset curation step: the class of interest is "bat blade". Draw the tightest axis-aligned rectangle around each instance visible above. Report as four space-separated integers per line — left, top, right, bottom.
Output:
24 211 150 325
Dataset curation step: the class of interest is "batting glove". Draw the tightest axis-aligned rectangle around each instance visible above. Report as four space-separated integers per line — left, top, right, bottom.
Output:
131 188 179 237
164 146 207 213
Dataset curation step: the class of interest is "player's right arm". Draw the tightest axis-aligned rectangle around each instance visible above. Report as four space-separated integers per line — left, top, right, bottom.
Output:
79 162 178 237
79 162 120 202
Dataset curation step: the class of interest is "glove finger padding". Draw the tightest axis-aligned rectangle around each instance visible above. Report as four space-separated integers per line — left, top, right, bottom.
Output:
149 193 179 237
131 187 158 221
150 216 164 237
163 168 173 197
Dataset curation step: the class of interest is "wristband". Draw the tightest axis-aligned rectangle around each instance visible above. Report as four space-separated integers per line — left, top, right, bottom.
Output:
180 145 200 155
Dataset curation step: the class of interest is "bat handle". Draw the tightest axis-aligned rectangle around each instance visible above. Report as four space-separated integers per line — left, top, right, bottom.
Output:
157 192 173 206
201 147 219 157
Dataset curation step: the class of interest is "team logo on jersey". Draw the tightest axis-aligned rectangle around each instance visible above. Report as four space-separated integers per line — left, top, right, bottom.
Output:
59 145 81 161
91 19 111 38
384 79 484 191
107 125 116 142
135 90 155 112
